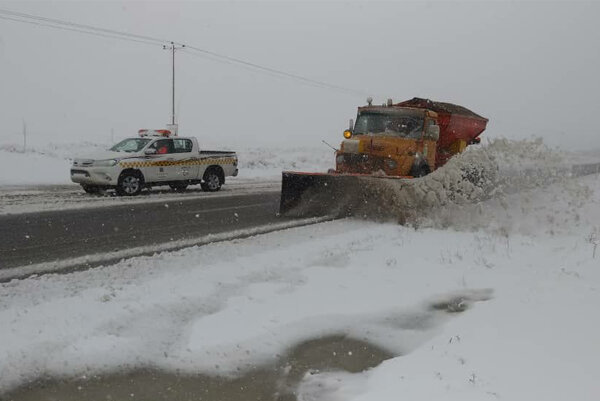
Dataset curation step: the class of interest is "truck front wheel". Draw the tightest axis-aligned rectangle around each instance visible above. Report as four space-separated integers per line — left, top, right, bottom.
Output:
410 163 431 178
116 171 144 196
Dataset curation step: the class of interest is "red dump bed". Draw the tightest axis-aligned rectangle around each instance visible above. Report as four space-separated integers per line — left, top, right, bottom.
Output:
395 98 488 167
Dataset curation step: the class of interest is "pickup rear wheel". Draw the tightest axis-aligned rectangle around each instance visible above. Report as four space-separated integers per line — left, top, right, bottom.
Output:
201 168 223 192
116 171 143 196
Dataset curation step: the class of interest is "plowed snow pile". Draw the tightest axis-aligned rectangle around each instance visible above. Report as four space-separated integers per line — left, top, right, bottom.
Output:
355 139 592 227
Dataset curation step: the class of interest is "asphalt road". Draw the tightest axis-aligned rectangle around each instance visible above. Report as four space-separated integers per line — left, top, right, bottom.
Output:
3 161 597 278
0 191 286 272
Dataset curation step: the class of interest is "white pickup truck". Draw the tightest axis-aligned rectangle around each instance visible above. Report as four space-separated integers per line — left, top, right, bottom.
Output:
71 130 238 195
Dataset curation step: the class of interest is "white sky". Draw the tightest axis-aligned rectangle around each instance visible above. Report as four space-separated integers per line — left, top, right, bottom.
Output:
0 1 599 150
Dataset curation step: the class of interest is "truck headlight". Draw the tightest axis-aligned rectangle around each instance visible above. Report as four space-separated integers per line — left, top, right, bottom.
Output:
336 154 345 164
94 159 118 167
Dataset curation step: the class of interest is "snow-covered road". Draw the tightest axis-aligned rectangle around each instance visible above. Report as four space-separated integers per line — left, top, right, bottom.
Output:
2 170 599 400
0 178 281 216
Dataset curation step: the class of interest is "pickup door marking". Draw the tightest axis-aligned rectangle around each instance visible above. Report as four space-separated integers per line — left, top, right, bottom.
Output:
119 157 236 169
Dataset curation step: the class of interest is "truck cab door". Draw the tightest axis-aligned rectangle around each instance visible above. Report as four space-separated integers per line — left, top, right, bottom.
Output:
143 139 177 183
172 138 200 180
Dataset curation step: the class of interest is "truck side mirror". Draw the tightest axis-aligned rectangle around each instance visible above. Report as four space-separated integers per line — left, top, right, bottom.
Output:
144 148 157 155
349 119 354 131
425 125 440 141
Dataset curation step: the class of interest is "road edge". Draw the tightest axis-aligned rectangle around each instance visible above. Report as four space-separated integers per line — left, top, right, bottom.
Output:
0 216 336 282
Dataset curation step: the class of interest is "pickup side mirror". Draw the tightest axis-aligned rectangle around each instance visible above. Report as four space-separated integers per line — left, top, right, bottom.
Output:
425 125 440 141
144 148 157 155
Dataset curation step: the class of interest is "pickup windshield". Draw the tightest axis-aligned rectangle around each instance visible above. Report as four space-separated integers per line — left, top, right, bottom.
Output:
110 138 152 153
353 112 424 139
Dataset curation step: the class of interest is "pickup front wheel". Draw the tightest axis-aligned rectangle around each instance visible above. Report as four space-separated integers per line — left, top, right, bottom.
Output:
116 171 143 196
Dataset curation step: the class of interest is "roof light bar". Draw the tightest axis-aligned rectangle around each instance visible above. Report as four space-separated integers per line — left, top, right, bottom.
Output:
138 129 172 137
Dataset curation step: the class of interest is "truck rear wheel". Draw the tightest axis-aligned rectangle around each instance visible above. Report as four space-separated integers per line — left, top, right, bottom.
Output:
116 171 143 196
201 168 223 192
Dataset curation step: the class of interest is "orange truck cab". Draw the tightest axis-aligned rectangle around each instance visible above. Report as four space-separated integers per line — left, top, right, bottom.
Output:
336 97 488 177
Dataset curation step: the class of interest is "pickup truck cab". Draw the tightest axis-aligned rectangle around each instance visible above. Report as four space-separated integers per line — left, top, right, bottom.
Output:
71 130 238 195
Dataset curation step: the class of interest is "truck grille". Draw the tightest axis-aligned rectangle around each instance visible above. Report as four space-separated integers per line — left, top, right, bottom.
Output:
337 153 384 174
343 153 369 164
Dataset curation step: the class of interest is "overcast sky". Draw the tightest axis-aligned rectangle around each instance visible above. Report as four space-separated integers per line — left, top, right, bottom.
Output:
0 1 599 150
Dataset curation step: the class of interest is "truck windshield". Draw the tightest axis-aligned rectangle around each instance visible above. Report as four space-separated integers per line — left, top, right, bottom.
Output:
110 138 152 153
353 113 423 139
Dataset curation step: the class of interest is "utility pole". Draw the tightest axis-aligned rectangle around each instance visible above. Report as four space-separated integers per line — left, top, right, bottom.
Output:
163 42 185 126
22 120 27 152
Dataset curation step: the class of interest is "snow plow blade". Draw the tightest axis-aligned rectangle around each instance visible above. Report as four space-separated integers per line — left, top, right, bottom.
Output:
279 172 366 217
280 171 413 218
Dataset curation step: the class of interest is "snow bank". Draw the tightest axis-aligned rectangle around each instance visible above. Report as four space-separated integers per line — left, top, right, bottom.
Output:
350 139 593 222
1 172 599 399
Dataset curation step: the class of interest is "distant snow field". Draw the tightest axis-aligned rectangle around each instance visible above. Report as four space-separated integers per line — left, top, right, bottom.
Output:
0 141 334 185
1 137 597 187
0 147 72 186
1 166 599 399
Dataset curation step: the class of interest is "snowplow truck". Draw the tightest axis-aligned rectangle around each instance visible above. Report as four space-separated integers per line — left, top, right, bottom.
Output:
280 97 488 217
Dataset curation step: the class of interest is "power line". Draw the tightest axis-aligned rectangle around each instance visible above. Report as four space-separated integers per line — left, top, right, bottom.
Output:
0 15 163 47
0 8 369 97
183 47 368 97
0 8 175 45
181 49 366 96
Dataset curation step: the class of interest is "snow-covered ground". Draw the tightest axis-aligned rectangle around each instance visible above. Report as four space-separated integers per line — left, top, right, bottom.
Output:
1 164 599 399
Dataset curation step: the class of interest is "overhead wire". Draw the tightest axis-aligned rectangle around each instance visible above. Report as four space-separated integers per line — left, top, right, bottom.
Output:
0 14 163 47
180 48 367 96
0 8 175 45
0 8 370 97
